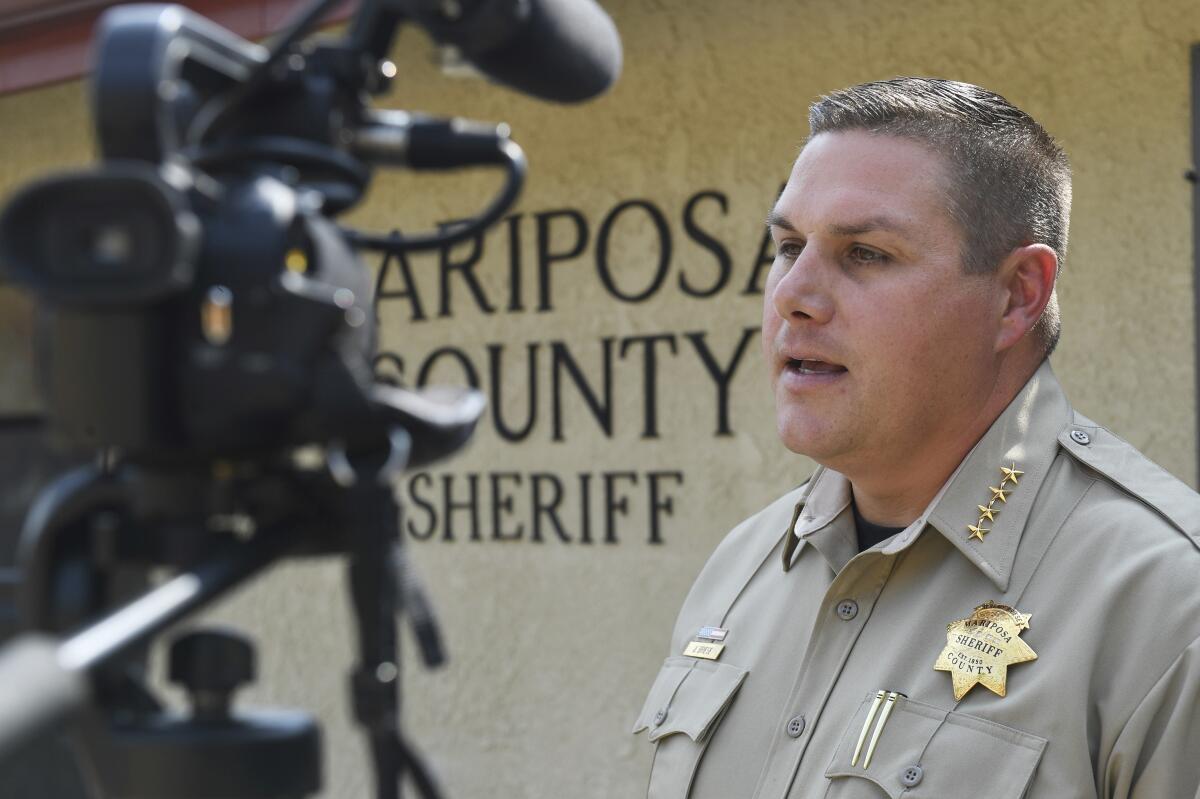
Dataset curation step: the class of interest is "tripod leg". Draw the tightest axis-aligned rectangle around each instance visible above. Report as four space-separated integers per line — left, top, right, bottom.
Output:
394 729 442 799
346 482 446 799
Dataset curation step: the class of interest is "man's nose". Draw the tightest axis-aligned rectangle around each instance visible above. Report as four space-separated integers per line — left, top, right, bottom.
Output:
769 247 834 325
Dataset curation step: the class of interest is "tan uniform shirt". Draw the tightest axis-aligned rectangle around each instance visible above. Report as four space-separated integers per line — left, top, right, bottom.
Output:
634 362 1200 798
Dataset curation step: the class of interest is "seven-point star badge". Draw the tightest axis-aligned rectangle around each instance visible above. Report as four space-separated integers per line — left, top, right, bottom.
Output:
934 601 1037 700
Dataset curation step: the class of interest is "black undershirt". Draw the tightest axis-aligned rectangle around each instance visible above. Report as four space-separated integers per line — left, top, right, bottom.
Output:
852 502 906 553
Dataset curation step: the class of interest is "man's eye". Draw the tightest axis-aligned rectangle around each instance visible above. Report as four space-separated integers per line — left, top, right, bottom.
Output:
777 241 805 259
848 245 887 264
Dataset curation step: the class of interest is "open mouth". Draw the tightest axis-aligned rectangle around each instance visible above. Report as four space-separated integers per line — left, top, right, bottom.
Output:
787 358 847 376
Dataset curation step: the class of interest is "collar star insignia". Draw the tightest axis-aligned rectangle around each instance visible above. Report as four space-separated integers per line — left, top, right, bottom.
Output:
934 602 1037 700
966 463 1020 543
1000 464 1024 486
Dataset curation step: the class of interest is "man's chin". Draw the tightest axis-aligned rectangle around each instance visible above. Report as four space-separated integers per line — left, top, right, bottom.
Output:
775 422 844 463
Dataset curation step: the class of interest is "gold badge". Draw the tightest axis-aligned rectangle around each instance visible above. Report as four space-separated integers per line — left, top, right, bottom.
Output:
934 601 1037 700
683 641 724 660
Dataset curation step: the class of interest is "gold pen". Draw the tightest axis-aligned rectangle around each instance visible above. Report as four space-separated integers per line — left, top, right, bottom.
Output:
850 690 886 767
862 691 901 769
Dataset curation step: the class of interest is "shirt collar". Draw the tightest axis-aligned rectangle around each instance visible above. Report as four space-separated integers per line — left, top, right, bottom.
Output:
784 360 1073 590
782 465 852 573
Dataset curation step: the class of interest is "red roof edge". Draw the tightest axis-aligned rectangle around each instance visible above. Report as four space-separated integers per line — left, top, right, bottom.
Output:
0 0 357 96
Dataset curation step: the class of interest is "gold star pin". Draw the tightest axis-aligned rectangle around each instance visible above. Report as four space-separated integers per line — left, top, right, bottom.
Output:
977 504 997 522
934 602 1038 700
1000 463 1024 486
967 523 990 542
988 486 1011 504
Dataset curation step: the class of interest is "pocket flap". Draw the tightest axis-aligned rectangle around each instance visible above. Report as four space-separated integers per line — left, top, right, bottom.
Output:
632 656 748 743
824 694 1047 799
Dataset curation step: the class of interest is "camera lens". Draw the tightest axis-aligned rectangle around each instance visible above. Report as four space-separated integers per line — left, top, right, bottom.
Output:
47 199 163 283
87 224 134 270
0 164 197 305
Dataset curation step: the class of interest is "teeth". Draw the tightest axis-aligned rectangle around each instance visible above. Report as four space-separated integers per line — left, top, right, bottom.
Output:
793 359 843 374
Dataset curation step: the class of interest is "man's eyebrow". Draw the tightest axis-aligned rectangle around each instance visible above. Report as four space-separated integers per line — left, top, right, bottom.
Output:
765 210 795 231
828 217 916 238
765 212 916 239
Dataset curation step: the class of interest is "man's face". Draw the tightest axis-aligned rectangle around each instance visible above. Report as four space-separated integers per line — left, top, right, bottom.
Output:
763 131 1003 476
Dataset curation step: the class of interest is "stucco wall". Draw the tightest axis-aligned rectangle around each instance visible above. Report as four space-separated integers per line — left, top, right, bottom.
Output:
0 0 1198 796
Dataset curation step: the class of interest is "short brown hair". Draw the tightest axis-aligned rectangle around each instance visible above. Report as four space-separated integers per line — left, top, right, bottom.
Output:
807 77 1071 355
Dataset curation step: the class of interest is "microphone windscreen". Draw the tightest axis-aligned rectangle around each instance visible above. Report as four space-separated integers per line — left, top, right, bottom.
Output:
465 0 622 103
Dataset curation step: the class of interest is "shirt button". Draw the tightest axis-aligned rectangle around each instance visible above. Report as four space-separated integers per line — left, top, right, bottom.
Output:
836 599 859 620
900 765 924 787
1070 429 1091 445
786 715 806 738
653 708 667 725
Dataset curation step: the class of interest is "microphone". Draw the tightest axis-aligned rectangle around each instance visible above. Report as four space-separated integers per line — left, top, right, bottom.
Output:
401 0 622 103
351 109 520 169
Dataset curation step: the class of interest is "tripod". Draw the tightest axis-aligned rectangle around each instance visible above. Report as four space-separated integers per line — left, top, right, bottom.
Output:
0 398 482 798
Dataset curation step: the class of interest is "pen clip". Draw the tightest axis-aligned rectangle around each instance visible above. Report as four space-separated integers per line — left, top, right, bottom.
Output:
850 690 886 767
862 691 903 769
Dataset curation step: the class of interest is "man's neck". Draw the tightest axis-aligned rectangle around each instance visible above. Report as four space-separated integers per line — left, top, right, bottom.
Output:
850 464 957 527
847 356 1043 527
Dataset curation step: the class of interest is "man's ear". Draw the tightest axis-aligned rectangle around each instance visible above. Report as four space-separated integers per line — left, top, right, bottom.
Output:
994 243 1057 353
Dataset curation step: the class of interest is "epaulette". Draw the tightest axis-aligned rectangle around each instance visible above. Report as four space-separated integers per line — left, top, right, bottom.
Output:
1058 411 1200 549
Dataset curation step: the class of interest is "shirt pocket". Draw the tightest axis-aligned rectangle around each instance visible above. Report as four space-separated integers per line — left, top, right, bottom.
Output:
632 655 749 799
823 693 1047 799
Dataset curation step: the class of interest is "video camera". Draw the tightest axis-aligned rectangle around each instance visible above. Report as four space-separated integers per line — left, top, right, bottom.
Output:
0 1 620 796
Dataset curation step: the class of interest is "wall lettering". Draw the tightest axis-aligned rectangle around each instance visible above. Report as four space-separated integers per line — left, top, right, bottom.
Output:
375 186 778 545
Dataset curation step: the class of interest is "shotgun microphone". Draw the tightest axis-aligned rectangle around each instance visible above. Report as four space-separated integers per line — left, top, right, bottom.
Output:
402 0 622 103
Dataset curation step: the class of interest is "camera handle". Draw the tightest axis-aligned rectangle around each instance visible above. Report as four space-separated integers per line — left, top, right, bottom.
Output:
0 476 298 773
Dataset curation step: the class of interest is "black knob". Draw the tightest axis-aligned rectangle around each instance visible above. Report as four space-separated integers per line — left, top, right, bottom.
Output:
168 628 256 717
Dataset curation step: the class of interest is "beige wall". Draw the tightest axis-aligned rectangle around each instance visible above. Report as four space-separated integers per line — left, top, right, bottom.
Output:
1 0 1199 796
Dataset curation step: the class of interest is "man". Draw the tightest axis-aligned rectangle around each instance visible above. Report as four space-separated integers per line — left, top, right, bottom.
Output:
633 78 1200 798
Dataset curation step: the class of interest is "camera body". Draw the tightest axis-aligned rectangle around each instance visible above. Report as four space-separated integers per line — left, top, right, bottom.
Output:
1 5 378 460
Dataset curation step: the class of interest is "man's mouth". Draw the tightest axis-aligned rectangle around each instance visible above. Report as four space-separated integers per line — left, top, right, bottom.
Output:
787 358 847 375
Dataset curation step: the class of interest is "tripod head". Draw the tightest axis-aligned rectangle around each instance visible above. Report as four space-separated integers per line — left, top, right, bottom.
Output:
0 0 621 796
